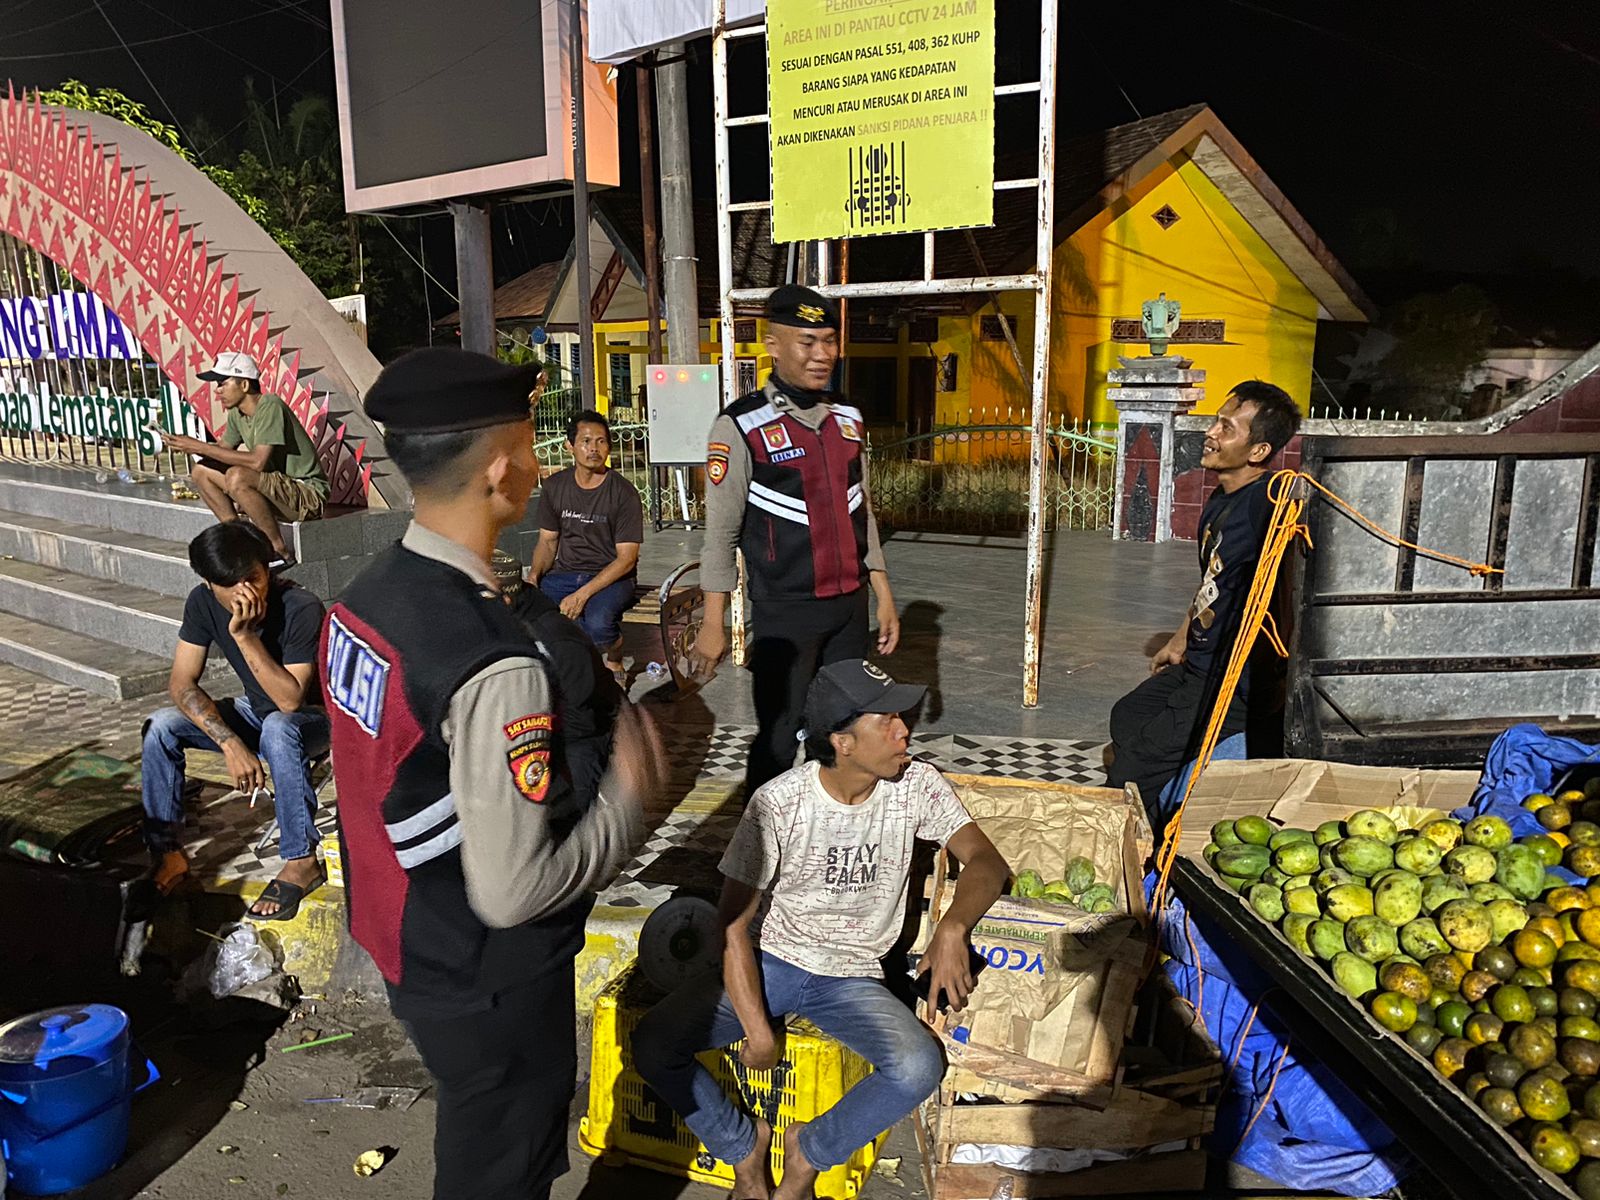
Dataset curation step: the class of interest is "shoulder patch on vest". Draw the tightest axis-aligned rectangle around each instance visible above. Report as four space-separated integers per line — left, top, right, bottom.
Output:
834 414 862 442
508 743 552 803
325 612 390 737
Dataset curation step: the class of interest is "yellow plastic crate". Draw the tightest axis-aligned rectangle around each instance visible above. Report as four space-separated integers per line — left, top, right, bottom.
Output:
579 964 886 1199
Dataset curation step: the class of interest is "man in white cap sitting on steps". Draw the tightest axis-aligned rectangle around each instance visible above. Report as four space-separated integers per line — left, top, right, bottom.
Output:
162 351 330 568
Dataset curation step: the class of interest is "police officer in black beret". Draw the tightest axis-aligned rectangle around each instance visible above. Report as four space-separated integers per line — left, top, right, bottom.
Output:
690 285 900 797
320 347 662 1200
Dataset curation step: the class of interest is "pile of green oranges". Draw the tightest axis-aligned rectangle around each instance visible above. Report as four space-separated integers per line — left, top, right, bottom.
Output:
1207 780 1600 1192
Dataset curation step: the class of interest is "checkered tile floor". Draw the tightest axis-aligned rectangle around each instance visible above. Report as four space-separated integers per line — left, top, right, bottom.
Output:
178 770 341 880
0 663 1109 893
647 724 1108 793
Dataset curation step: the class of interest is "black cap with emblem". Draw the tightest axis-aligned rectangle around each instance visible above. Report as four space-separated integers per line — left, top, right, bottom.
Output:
365 347 543 433
766 283 840 331
801 659 927 737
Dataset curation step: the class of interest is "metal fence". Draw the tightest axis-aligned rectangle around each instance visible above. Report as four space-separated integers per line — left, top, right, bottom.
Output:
533 416 702 524
868 417 1117 534
1307 402 1430 422
531 402 1117 536
533 386 585 439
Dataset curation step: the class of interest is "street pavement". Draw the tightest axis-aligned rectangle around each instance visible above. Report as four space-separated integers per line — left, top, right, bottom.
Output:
635 526 1197 739
0 526 1195 1199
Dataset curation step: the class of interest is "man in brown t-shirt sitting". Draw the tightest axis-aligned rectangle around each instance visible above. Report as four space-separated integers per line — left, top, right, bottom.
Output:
530 409 644 673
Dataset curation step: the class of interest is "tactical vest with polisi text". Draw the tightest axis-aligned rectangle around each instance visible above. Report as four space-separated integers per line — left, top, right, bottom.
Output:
320 545 589 1011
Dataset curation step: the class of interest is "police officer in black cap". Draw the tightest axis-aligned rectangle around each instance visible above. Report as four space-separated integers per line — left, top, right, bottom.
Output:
320 347 662 1200
690 285 900 797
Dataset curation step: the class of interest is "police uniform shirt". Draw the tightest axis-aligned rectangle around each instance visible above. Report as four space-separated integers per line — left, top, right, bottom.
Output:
700 383 888 594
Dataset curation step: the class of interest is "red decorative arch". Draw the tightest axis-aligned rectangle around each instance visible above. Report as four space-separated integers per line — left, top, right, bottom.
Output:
0 90 391 507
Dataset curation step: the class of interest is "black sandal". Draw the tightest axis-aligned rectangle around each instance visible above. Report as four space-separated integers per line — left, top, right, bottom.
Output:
247 876 318 921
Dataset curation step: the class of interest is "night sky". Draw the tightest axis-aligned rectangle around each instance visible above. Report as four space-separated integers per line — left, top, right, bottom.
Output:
5 1 1599 314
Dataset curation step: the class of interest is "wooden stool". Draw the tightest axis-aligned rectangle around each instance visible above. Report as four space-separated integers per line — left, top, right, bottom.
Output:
620 560 704 691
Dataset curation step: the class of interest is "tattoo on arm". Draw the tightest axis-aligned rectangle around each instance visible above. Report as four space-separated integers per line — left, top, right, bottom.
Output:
175 684 237 746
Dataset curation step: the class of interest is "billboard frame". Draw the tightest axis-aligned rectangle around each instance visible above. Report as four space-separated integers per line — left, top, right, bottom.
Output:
329 0 618 214
712 0 1062 708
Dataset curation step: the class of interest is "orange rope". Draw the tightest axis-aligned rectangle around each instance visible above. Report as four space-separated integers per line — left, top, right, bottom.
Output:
1148 468 1501 925
1237 1041 1293 1149
1227 1001 1261 1078
1295 471 1504 578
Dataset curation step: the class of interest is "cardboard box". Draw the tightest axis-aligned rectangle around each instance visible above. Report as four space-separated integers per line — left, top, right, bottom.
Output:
915 979 1221 1198
914 777 1219 1198
919 775 1151 1094
1175 758 1479 862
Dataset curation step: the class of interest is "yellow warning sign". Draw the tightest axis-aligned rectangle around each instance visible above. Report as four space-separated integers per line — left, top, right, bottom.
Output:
767 0 996 243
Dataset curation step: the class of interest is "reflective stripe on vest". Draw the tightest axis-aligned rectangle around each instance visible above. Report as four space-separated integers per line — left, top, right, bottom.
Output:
386 792 461 869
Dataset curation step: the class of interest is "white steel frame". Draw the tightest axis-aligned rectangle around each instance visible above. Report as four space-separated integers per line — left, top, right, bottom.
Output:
711 0 1061 707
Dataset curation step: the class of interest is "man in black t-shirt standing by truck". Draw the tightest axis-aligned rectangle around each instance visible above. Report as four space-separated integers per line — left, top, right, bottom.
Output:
1106 380 1301 827
530 409 644 677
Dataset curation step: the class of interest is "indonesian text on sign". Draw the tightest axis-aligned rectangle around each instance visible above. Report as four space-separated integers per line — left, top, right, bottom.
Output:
0 377 203 458
767 0 996 243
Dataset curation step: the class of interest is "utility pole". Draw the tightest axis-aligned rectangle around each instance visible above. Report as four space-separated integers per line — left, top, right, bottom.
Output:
637 54 664 366
448 199 493 355
570 0 597 405
656 42 700 364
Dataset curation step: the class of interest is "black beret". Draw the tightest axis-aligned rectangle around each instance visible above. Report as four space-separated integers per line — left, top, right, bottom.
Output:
365 347 543 433
766 284 839 331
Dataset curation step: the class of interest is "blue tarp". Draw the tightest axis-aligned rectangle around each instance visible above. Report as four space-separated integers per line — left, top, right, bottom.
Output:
1455 722 1600 836
1157 886 1411 1195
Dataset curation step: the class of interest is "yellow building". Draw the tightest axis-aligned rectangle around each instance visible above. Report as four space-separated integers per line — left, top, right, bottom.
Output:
457 105 1369 435
816 104 1372 433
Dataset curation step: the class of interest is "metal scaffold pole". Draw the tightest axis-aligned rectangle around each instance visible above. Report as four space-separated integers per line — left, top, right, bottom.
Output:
570 0 597 406
1021 0 1060 709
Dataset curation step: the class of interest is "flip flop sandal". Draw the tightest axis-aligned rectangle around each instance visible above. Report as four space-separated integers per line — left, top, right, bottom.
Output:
247 876 319 922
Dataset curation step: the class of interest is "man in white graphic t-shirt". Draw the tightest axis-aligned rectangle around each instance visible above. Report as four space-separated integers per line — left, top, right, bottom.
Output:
633 661 1009 1200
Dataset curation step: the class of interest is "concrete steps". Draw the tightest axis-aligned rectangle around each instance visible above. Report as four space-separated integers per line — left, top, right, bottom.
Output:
0 466 218 544
0 462 416 698
0 556 187 659
0 507 195 598
0 608 179 698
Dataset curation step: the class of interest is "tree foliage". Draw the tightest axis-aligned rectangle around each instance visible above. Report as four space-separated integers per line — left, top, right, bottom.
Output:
40 79 426 357
1361 285 1499 419
39 80 286 244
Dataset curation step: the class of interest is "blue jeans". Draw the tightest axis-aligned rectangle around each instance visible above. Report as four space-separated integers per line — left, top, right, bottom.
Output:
141 697 330 862
539 571 638 650
632 952 944 1171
